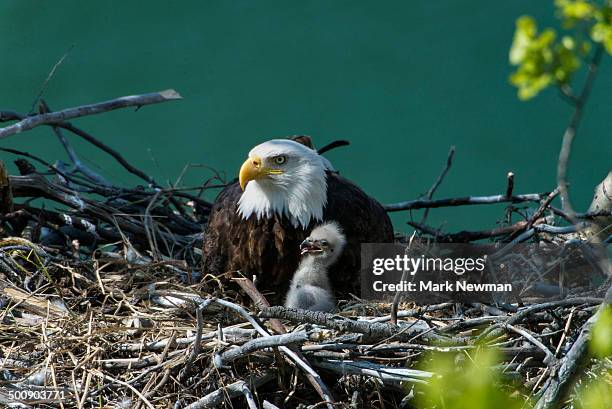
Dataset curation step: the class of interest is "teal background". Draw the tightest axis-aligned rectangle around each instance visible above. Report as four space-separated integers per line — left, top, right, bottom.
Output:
1 1 610 233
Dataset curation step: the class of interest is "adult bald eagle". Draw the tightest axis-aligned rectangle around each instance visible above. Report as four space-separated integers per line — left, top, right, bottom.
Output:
202 137 393 302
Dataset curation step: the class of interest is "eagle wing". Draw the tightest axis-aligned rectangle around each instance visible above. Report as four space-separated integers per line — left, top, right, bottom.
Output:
322 172 394 295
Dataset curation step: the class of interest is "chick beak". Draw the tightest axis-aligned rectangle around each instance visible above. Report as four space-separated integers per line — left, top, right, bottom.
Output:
300 239 322 255
239 156 263 190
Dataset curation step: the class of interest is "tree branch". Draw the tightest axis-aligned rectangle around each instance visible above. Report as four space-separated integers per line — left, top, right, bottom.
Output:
385 192 546 212
0 89 182 139
557 45 604 218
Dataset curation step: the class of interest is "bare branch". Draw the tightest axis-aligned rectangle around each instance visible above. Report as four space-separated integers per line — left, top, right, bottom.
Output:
557 45 604 218
0 89 182 139
385 192 546 212
420 145 455 225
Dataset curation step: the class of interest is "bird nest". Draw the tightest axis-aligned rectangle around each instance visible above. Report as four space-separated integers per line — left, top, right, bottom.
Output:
0 242 609 408
0 91 610 408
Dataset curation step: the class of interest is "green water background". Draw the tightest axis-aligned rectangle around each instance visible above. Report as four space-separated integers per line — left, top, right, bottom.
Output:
1 1 610 233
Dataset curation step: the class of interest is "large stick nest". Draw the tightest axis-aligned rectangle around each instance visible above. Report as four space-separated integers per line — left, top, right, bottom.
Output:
0 92 610 408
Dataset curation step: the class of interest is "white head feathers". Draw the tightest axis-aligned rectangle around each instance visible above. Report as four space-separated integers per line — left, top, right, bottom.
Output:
237 139 334 228
308 222 347 253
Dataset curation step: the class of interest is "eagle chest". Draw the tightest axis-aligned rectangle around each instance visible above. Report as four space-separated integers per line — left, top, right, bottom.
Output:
231 216 306 291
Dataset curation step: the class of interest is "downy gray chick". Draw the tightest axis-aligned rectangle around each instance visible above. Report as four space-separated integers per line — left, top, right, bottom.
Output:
285 221 347 312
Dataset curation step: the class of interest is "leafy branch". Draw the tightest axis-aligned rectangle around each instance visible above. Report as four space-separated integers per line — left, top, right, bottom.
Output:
509 0 612 218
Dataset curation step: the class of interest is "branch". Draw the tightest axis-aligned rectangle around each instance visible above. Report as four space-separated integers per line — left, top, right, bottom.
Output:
534 298 610 409
260 306 454 344
385 192 546 212
408 220 530 242
215 331 311 367
183 371 275 409
557 45 604 218
420 145 455 224
39 99 113 187
0 89 182 139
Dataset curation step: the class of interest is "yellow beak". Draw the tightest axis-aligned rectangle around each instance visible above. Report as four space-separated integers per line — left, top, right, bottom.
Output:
239 156 263 190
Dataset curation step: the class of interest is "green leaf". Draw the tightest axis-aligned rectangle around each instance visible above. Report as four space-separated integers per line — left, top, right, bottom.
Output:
590 305 612 358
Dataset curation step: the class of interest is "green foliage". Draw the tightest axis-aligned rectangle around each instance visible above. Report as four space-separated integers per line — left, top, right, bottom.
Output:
509 0 612 99
571 305 612 408
414 348 528 409
574 377 612 409
590 305 612 358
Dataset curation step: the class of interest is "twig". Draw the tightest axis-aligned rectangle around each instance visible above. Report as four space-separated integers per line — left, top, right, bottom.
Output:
89 370 155 409
215 331 311 367
260 306 454 344
534 298 610 409
39 99 112 187
477 297 602 342
183 371 275 409
507 187 559 240
233 276 286 334
390 232 416 325
504 324 555 365
231 276 334 405
505 172 515 198
206 298 335 406
311 358 432 385
0 89 182 139
180 300 211 382
56 122 160 187
408 220 529 242
28 45 74 114
420 146 455 225
385 192 546 212
557 45 604 218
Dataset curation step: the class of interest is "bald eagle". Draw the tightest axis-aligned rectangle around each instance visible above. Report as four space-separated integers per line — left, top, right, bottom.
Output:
202 137 393 302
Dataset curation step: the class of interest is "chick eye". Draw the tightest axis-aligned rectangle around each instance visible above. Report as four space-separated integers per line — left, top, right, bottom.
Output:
274 155 287 165
320 240 329 246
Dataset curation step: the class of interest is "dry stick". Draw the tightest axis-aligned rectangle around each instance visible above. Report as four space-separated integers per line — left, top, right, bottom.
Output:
183 371 275 409
39 99 112 187
505 172 515 198
508 188 560 241
534 288 611 409
505 172 515 223
311 358 433 386
209 298 335 407
144 190 164 261
0 89 182 139
392 148 454 324
57 122 159 187
215 331 312 367
89 370 155 409
233 276 286 334
178 300 211 383
54 121 202 216
28 45 74 114
477 297 603 343
419 145 455 225
233 277 336 406
504 324 555 365
240 383 259 409
1 91 198 217
408 220 530 242
390 232 416 325
260 306 455 344
385 192 546 212
557 45 604 219
10 173 187 246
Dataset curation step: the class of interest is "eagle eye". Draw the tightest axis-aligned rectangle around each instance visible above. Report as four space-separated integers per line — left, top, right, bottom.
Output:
273 155 287 165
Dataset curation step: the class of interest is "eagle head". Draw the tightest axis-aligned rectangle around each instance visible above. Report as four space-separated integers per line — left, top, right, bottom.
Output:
237 139 333 228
